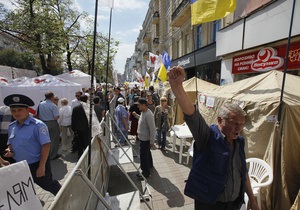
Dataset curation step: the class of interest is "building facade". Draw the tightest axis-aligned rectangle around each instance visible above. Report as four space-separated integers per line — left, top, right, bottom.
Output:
126 0 300 86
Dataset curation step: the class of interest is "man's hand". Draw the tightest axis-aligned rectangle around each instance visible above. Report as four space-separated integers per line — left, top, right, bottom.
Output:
36 165 46 177
0 157 10 167
150 144 154 148
168 66 186 87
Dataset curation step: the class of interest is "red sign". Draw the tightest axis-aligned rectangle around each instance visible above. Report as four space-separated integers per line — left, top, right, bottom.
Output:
232 41 300 74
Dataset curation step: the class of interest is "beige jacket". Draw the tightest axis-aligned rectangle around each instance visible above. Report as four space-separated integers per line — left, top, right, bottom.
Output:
154 105 173 129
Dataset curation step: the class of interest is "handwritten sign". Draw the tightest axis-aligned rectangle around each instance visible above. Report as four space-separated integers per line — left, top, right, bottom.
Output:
0 161 43 210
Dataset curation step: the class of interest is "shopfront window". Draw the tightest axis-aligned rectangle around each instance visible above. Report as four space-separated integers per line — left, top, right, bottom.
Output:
196 62 221 85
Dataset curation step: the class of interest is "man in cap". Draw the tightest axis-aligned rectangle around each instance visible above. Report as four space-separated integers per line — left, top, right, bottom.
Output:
115 97 129 146
3 94 61 195
132 98 156 178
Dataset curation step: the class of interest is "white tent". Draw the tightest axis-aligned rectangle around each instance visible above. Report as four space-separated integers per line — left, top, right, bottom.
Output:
57 70 95 89
0 74 82 112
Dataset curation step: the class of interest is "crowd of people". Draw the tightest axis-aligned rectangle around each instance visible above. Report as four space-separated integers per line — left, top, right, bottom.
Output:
0 71 259 209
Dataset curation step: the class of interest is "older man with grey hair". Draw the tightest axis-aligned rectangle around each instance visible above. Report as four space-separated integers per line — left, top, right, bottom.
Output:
168 66 259 210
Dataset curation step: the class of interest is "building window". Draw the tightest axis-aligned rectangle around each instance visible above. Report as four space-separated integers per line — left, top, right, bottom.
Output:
165 19 169 35
197 25 202 49
176 40 180 58
184 34 189 54
213 20 221 42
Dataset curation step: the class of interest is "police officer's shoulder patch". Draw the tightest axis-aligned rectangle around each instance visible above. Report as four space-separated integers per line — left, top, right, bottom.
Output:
40 126 48 135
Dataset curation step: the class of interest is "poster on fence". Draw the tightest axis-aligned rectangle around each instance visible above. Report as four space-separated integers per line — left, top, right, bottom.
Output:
0 160 43 210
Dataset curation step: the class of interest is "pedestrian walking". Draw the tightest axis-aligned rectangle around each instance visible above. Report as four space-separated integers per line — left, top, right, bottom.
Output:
133 98 156 178
36 91 61 160
58 98 73 152
154 97 172 150
115 98 129 146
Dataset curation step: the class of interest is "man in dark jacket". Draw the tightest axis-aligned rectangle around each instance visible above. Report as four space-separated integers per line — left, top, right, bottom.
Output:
71 95 89 158
168 66 259 210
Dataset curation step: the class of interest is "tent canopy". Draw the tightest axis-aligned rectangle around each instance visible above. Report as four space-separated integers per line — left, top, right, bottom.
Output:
57 70 95 89
169 77 218 124
0 74 82 110
196 70 300 210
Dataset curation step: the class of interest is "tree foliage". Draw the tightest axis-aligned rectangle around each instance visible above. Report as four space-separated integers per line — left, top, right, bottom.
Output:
72 31 119 83
0 0 119 78
0 48 36 70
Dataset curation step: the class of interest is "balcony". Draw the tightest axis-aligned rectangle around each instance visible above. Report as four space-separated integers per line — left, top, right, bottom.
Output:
152 11 160 24
143 32 151 43
153 38 159 47
143 51 149 60
171 0 191 27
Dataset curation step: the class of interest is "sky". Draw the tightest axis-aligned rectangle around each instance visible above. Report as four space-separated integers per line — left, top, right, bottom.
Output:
0 0 149 74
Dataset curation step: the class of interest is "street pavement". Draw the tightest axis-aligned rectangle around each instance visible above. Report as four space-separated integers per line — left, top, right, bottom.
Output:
37 135 195 210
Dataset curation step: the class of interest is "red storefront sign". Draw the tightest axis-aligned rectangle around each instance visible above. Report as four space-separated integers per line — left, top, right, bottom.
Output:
232 41 300 74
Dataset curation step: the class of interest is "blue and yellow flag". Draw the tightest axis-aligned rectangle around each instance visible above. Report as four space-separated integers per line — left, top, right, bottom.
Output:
157 51 171 82
190 0 236 25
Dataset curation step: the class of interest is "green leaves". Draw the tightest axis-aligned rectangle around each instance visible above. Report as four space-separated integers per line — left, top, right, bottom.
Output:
0 0 119 77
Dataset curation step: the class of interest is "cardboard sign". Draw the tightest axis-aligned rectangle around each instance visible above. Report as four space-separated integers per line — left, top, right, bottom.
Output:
0 161 43 210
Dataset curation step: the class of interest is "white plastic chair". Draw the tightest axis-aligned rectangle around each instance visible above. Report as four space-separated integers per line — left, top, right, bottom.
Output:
186 139 194 165
245 158 273 209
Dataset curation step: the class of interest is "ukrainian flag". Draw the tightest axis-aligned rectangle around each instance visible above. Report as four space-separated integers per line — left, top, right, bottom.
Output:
157 51 171 82
190 0 236 25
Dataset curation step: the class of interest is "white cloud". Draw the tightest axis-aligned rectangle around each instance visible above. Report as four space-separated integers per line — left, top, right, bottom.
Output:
114 43 135 72
99 0 148 11
115 25 142 38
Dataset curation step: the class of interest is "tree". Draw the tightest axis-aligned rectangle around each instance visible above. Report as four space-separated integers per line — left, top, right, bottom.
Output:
0 48 36 70
0 1 119 78
73 31 119 83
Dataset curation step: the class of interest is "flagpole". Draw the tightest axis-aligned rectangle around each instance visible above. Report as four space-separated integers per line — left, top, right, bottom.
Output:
192 25 198 101
277 0 296 126
105 5 113 113
89 0 99 179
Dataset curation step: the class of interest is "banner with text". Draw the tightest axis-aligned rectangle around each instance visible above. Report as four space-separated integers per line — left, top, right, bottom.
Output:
232 41 300 74
0 161 43 210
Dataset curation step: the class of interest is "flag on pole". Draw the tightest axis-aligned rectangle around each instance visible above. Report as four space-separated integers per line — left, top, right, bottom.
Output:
154 54 162 73
190 0 236 25
157 51 171 82
149 52 157 67
134 69 144 83
146 60 151 70
100 0 114 8
144 72 150 87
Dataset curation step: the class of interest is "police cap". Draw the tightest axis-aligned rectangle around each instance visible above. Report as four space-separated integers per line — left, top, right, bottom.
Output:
4 94 35 107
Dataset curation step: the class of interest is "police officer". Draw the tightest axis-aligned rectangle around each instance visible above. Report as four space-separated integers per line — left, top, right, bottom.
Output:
3 94 61 195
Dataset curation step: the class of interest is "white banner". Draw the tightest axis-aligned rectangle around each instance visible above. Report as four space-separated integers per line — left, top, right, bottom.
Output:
0 161 43 210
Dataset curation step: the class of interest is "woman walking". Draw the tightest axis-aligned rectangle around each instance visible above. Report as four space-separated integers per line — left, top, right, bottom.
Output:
154 97 172 150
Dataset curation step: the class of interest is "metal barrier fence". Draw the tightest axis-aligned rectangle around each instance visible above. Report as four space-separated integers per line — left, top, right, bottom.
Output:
49 115 111 210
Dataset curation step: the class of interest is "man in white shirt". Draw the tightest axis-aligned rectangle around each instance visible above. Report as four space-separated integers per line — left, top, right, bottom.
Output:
71 91 83 109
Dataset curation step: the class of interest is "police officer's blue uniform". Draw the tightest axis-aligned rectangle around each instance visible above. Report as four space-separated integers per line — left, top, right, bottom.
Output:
4 94 61 195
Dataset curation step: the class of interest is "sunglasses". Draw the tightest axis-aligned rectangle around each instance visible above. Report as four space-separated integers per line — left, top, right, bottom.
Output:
161 100 167 102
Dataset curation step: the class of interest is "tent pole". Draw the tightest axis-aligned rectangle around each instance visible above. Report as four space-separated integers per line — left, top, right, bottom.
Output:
88 0 99 179
277 0 296 126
